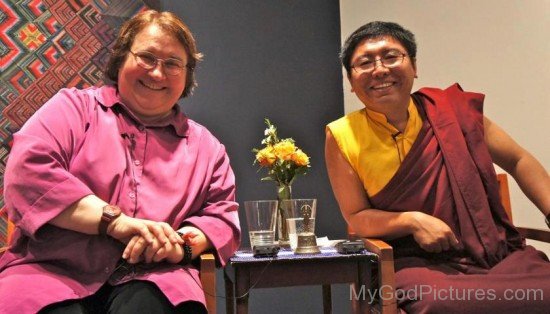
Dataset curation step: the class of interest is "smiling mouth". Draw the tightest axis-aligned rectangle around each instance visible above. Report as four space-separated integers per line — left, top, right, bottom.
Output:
140 80 165 91
371 82 395 90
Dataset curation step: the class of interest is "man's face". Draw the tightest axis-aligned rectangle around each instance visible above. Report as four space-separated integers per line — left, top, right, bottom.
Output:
348 36 417 114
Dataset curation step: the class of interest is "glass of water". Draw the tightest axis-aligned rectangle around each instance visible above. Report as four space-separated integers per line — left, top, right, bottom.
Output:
283 199 317 251
244 200 278 248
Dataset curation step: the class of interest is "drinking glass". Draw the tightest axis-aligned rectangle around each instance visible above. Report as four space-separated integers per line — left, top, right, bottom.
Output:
244 200 278 248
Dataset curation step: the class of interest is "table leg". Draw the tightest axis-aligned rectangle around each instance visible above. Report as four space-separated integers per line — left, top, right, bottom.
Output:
322 284 332 314
224 270 235 314
355 260 371 314
235 267 250 314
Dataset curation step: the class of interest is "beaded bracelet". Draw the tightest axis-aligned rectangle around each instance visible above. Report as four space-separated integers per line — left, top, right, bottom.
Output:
177 232 193 265
181 242 193 265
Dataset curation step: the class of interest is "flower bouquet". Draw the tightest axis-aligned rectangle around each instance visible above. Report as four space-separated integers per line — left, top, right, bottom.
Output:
253 118 310 245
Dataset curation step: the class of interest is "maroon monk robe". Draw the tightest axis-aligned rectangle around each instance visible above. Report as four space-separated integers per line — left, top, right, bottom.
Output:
368 84 550 313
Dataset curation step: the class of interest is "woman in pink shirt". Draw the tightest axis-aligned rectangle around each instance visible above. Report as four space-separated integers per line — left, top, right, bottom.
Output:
0 10 240 313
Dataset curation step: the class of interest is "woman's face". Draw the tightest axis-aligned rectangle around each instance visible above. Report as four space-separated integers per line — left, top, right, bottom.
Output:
348 36 417 114
117 24 188 120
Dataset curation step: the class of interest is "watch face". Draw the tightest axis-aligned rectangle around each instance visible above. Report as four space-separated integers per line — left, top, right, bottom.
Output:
99 205 121 235
103 205 121 220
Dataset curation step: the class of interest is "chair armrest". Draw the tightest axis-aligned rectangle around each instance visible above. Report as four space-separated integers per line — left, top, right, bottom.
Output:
361 238 397 314
362 238 393 262
350 228 395 261
200 253 216 313
517 227 550 243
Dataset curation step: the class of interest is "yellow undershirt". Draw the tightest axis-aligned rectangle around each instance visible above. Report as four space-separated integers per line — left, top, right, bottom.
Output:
327 97 423 196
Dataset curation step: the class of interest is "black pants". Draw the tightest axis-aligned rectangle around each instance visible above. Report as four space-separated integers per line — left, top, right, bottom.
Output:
38 281 206 314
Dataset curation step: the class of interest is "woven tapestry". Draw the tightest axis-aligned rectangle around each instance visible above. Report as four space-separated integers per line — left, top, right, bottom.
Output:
0 0 159 247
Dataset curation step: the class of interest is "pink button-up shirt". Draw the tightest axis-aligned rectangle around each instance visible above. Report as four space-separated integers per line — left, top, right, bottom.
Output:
0 85 240 313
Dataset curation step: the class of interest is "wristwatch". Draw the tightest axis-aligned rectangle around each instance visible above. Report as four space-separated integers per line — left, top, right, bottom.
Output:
177 231 193 265
545 213 550 229
98 205 122 236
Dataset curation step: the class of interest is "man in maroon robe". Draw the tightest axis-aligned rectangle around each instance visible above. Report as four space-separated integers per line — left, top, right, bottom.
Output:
326 21 550 313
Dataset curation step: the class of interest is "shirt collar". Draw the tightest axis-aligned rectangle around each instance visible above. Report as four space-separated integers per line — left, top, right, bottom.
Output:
94 85 190 137
364 97 415 134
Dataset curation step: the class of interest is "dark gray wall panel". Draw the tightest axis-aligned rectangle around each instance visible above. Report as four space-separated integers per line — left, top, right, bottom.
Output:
163 1 349 312
166 1 345 243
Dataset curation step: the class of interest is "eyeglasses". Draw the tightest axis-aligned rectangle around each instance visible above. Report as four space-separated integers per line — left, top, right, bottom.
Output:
129 50 188 75
352 52 407 74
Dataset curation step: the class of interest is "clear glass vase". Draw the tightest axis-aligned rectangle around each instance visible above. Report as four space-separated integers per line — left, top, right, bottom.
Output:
276 183 292 247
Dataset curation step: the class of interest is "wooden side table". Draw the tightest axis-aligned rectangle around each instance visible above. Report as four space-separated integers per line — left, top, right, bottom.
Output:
224 248 377 314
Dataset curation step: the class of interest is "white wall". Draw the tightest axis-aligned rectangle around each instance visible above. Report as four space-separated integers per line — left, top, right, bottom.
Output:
340 0 550 254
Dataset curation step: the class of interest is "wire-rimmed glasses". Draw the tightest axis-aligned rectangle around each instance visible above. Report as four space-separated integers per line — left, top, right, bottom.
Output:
352 52 407 74
129 50 187 75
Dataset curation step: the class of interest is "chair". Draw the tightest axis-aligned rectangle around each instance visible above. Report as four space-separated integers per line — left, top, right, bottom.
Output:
495 174 550 243
0 218 217 313
348 230 397 314
348 173 550 314
0 219 14 255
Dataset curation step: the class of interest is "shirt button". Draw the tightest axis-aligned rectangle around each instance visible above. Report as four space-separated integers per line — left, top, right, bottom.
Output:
104 267 110 274
138 125 145 132
134 160 141 166
129 192 136 199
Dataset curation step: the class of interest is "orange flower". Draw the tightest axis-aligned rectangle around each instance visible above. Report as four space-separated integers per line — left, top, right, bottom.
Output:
292 149 310 166
253 118 310 185
255 146 276 166
273 140 296 161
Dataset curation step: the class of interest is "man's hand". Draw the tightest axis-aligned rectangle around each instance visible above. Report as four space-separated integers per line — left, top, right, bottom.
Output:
409 212 460 253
